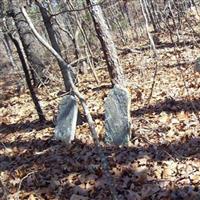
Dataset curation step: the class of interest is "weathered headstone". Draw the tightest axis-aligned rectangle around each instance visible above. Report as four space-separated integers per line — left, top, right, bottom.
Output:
105 85 131 145
194 57 200 72
55 95 78 144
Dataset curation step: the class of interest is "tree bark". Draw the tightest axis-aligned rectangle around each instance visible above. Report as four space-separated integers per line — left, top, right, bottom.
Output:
0 0 4 17
8 0 46 87
35 0 74 92
86 0 125 86
9 33 45 122
2 33 16 70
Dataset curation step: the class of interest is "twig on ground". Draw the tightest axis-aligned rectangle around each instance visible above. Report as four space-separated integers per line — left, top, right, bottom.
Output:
16 171 36 200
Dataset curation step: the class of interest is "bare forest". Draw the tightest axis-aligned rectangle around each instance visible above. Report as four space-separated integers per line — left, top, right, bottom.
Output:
0 0 200 199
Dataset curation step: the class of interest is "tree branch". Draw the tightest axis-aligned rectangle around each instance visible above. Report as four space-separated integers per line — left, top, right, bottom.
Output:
21 6 117 199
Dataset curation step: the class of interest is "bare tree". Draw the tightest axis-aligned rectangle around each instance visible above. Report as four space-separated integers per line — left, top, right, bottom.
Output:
35 0 74 92
9 32 45 122
8 0 47 87
0 0 4 18
86 0 125 86
1 32 16 70
66 0 99 81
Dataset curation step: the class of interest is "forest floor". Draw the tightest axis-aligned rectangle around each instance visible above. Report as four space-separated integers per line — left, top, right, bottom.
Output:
1 16 200 200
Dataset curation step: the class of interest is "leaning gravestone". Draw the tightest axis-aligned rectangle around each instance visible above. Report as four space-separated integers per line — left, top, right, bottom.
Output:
55 95 78 144
105 85 131 145
194 57 200 72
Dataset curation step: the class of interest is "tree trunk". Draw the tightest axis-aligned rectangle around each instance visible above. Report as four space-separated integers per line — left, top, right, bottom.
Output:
9 33 45 122
2 33 16 70
0 1 4 17
35 0 74 92
8 0 46 87
67 0 99 82
144 0 158 32
86 0 125 86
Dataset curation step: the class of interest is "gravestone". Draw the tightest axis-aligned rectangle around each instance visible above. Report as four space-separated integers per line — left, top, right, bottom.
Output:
105 85 131 145
194 57 200 72
55 95 78 144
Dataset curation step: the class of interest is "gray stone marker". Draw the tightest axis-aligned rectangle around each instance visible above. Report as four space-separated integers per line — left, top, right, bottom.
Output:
55 95 78 144
194 57 200 72
105 85 131 145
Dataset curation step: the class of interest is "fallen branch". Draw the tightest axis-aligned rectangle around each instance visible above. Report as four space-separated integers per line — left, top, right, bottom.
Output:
16 171 36 200
0 178 8 200
70 56 92 66
21 6 118 200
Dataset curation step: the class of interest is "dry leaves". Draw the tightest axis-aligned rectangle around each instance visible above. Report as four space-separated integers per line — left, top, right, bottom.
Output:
1 12 200 200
